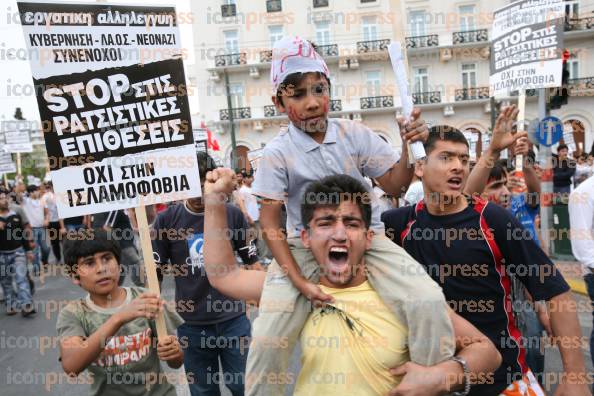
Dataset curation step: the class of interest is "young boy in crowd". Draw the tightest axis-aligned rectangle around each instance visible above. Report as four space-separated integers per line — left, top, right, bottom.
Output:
381 126 590 395
205 169 502 395
465 111 550 382
56 229 184 395
248 36 455 394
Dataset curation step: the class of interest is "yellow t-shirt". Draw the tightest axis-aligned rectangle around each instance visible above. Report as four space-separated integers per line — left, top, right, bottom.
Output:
295 281 409 395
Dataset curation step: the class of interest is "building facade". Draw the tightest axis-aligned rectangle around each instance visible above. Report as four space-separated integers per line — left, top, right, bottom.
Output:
190 0 594 169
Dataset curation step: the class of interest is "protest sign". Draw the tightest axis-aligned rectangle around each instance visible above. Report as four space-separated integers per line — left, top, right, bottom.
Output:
490 0 565 97
4 130 33 153
18 2 200 339
17 2 200 219
193 128 208 153
0 153 17 174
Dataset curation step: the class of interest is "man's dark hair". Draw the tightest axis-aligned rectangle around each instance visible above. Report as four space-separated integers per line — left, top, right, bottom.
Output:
197 152 217 181
26 184 39 194
301 175 372 229
557 144 568 152
488 159 509 182
276 72 331 107
424 125 469 154
63 229 121 276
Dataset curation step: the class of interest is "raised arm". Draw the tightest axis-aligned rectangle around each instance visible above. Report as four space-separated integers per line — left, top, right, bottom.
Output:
203 168 265 302
512 137 540 206
464 106 525 196
376 108 428 196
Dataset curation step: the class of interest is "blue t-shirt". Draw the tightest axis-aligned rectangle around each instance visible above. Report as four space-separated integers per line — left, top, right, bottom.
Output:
509 194 540 246
151 203 258 325
382 198 569 395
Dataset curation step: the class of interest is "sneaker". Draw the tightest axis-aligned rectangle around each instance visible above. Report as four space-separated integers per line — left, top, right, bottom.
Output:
6 308 18 316
21 303 36 317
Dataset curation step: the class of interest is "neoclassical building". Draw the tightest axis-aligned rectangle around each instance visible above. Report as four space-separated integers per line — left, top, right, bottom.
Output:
190 0 594 169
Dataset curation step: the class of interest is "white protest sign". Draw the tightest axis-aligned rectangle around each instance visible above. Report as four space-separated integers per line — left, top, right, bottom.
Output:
18 2 201 218
4 130 33 153
0 153 17 174
490 0 565 97
193 128 208 153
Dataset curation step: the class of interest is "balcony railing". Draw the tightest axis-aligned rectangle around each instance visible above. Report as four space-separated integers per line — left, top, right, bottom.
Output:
330 100 342 112
356 39 390 54
568 77 594 92
360 96 394 109
405 34 439 49
266 0 282 13
264 105 279 117
455 87 489 101
317 44 339 57
260 50 272 63
566 17 594 31
510 89 538 97
215 52 247 67
221 4 237 17
220 107 252 120
313 0 328 7
412 91 441 105
453 29 488 44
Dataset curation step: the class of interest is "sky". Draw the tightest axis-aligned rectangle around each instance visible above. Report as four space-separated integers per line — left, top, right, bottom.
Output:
0 0 195 124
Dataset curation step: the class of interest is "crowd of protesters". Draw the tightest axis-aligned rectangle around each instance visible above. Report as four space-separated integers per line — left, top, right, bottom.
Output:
1 36 593 396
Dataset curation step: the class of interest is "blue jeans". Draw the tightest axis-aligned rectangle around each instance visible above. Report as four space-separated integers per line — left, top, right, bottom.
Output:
31 227 50 275
178 315 251 396
0 249 33 310
585 273 594 375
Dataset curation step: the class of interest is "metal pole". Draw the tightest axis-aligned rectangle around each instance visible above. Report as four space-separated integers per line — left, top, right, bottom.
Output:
538 88 553 255
224 69 237 170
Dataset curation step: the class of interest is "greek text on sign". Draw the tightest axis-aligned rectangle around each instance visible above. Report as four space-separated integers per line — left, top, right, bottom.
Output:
489 0 565 97
18 2 201 218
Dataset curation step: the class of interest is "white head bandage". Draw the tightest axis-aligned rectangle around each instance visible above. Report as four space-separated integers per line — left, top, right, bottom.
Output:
270 36 329 92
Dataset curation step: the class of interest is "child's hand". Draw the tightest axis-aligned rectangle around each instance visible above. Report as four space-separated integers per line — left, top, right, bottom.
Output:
116 292 164 324
397 108 429 144
297 280 334 307
157 335 183 363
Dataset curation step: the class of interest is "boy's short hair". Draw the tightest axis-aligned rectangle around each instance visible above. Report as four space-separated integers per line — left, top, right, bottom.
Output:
197 152 218 182
63 229 121 276
557 144 568 152
26 184 39 194
424 125 469 154
275 71 331 107
488 160 509 183
301 175 372 229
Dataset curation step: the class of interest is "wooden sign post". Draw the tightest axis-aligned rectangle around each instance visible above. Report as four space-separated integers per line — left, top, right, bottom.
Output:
135 203 167 339
512 89 527 194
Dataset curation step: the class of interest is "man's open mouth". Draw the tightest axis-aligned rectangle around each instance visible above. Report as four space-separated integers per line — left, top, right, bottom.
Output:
328 246 349 273
447 176 463 190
